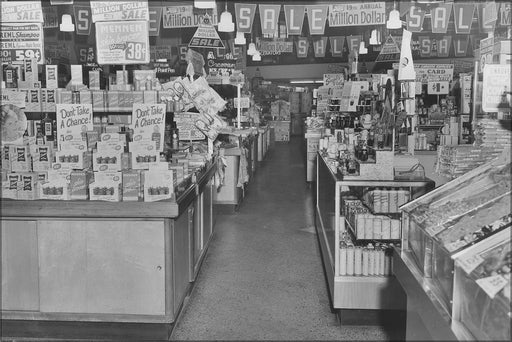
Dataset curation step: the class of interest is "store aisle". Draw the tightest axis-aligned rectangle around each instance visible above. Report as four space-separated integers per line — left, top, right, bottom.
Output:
171 137 390 341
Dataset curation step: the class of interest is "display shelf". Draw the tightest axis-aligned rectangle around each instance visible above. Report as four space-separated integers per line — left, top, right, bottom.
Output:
344 218 401 244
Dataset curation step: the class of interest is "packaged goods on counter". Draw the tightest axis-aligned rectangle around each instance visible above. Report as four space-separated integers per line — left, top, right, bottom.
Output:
339 241 396 277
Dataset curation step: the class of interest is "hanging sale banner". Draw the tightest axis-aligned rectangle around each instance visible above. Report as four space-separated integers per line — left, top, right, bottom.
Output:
284 5 305 35
436 36 452 58
162 5 218 29
234 3 257 33
305 5 328 35
431 3 452 34
313 37 328 58
406 5 425 33
499 3 511 26
329 36 345 57
0 1 43 23
95 21 149 64
42 6 59 29
90 1 149 23
453 36 469 57
256 38 294 55
189 21 224 49
295 37 309 58
453 3 475 34
148 6 162 36
346 35 362 54
0 23 45 64
328 2 386 27
259 4 281 36
478 3 496 33
418 36 432 57
74 5 92 36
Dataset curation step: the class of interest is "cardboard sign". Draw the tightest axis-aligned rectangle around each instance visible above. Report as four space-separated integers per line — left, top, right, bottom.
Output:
259 4 281 35
0 23 45 64
256 38 294 55
95 21 149 65
90 1 149 22
1 90 26 108
329 36 345 57
375 35 401 62
323 74 345 87
174 112 206 141
328 2 385 27
482 64 511 112
284 5 305 35
234 97 250 109
42 6 59 29
0 1 43 23
427 81 449 95
305 5 328 35
56 104 93 149
189 22 224 49
131 103 166 152
162 5 218 29
415 64 454 83
234 3 257 33
295 37 309 58
148 6 162 36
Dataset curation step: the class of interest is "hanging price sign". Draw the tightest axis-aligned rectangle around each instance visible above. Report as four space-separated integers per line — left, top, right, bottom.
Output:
0 23 44 64
95 21 149 64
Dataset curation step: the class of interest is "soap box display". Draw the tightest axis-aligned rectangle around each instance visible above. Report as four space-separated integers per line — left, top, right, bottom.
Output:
122 170 143 202
143 169 175 202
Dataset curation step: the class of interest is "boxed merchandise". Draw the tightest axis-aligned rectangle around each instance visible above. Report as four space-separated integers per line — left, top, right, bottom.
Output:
86 130 100 150
93 150 122 172
45 89 57 111
2 145 11 171
130 141 159 170
121 152 131 170
168 163 185 184
39 178 69 200
70 170 94 200
143 169 174 202
24 59 38 85
79 90 92 104
122 170 143 201
10 145 31 172
45 65 58 89
32 144 53 172
89 70 100 90
55 150 88 170
3 173 21 199
89 179 121 202
16 172 39 200
92 90 106 111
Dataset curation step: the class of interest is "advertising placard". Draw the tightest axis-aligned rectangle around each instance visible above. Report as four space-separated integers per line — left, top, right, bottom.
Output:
323 73 345 87
414 64 454 83
234 97 250 109
328 2 386 27
0 23 45 64
256 38 294 55
56 104 93 148
42 6 59 28
131 103 166 151
174 112 206 141
90 1 148 22
189 22 224 49
1 1 43 23
162 4 218 28
482 64 511 112
95 21 149 65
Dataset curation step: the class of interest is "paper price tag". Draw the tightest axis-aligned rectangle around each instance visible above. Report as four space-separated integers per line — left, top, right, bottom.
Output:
125 42 147 62
457 254 484 275
475 275 508 298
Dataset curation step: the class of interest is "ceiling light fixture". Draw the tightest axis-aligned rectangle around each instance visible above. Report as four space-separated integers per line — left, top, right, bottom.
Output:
234 31 246 45
218 1 234 32
369 29 382 45
386 2 402 30
252 51 261 61
194 0 216 9
59 14 75 32
359 41 368 55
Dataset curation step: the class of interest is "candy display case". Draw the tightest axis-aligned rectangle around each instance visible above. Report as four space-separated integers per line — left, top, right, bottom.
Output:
451 228 511 341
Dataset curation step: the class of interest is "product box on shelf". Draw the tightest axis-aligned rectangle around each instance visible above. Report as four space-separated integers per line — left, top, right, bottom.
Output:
32 144 53 172
88 179 121 202
93 150 122 172
70 170 94 200
130 141 159 170
2 145 11 171
55 150 89 171
10 145 31 172
45 65 58 89
39 178 69 200
92 90 106 111
122 170 143 201
14 172 39 200
143 169 175 202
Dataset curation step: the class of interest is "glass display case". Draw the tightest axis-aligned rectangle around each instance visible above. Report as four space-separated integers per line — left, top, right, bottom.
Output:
315 153 434 310
452 228 511 341
401 156 511 312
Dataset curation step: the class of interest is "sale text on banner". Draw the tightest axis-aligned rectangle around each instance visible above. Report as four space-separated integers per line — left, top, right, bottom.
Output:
414 64 454 83
90 0 149 22
56 104 93 146
131 103 166 151
95 21 149 65
482 64 511 113
163 5 218 28
256 38 293 55
189 22 224 49
0 23 45 64
0 1 43 23
174 112 206 141
42 6 59 28
328 2 386 27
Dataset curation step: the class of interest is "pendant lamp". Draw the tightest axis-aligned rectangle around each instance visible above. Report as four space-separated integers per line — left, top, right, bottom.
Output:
234 31 246 45
218 2 234 32
369 29 381 45
359 41 368 55
247 35 257 55
252 51 261 61
386 2 402 30
194 0 216 9
60 14 75 32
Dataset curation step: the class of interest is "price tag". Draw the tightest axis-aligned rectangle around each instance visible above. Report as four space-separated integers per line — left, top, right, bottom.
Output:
125 41 147 62
476 274 508 298
456 254 484 275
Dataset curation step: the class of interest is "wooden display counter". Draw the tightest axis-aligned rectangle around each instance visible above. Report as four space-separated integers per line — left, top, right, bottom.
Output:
1 162 216 339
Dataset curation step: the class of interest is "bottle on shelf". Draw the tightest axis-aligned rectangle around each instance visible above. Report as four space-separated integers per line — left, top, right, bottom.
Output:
41 113 53 141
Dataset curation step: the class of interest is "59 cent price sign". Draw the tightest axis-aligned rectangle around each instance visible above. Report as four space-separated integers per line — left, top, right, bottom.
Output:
0 23 44 64
95 21 149 64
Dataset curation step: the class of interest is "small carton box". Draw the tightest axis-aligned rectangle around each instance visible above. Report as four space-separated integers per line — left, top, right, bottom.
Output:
35 171 48 183
143 90 157 104
92 90 105 111
130 141 159 170
86 130 100 151
143 169 174 202
32 144 53 172
122 170 142 201
55 150 86 170
121 152 131 170
93 150 122 172
39 178 69 200
24 59 38 85
45 89 57 111
45 65 58 89
89 180 121 202
89 70 100 90
80 90 92 104
1 145 12 172
17 172 39 200
10 145 31 172
107 91 119 111
70 170 93 200
4 173 21 199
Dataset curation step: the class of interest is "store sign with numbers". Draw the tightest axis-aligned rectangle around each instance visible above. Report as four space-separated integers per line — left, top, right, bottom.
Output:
0 1 45 64
95 21 149 64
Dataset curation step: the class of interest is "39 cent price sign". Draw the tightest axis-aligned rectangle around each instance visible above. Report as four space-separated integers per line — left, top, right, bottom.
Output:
0 23 44 64
95 21 149 64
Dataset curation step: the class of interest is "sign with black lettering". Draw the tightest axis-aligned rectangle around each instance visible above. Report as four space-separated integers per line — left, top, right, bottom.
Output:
90 0 149 22
189 22 224 49
95 21 149 64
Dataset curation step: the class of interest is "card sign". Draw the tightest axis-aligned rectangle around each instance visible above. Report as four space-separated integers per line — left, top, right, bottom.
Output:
0 23 45 64
90 1 149 22
427 81 449 95
56 104 93 148
323 74 345 87
328 2 386 27
234 97 250 108
456 254 484 275
482 64 511 113
174 112 206 141
95 21 149 65
163 5 219 28
189 21 224 49
476 275 508 298
131 103 166 152
415 64 454 83
0 1 43 23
